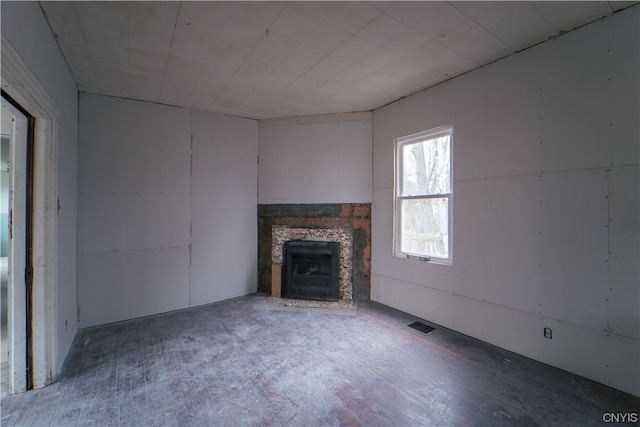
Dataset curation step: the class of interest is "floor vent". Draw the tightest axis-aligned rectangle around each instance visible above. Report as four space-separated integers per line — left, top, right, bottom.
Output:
408 321 435 335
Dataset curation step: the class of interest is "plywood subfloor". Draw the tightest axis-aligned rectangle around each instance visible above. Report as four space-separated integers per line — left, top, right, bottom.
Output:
1 294 637 426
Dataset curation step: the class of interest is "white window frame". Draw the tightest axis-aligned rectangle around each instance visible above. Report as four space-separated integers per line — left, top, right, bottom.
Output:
393 125 453 265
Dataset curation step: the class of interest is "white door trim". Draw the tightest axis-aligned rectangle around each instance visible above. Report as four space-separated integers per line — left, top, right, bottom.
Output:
2 97 28 394
1 37 59 391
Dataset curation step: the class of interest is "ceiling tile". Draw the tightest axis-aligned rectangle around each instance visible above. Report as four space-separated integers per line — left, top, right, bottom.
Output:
306 20 354 57
174 2 268 57
404 39 476 77
290 1 382 37
161 2 270 106
356 12 408 47
235 33 299 79
385 1 441 28
437 20 514 65
332 36 379 61
323 62 378 95
302 54 354 85
269 5 322 39
337 59 434 109
609 1 638 12
357 48 402 72
382 28 432 56
39 2 99 91
74 2 129 92
309 2 382 34
530 1 613 32
451 1 502 18
74 1 178 99
375 57 432 81
288 1 342 22
386 2 469 39
453 2 556 50
366 2 397 13
211 1 284 29
40 0 628 119
270 43 326 80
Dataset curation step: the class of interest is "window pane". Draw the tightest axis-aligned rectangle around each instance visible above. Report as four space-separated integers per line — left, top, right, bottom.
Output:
401 134 450 196
400 197 449 258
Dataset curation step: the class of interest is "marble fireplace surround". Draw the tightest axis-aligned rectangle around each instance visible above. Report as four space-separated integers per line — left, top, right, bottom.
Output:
271 225 353 301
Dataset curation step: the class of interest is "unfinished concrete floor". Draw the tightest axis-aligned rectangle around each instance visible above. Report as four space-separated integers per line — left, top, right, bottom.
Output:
1 294 637 426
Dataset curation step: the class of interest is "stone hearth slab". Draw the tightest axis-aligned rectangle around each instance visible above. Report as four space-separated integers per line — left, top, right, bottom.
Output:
254 296 358 316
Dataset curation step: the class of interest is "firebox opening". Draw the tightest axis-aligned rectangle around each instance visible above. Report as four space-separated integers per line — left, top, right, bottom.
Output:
283 240 340 301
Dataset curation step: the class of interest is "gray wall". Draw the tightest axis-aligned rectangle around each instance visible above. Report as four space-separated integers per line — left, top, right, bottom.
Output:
258 114 372 204
78 94 257 327
1 1 79 371
371 7 639 396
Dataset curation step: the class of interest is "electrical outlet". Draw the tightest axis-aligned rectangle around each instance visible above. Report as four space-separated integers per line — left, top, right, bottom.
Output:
543 327 552 339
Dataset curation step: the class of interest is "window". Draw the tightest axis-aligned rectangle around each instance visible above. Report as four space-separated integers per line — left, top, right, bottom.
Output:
394 125 453 263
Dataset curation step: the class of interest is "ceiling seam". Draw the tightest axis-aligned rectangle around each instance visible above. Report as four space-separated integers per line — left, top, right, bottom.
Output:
374 8 449 82
247 6 386 117
158 1 183 104
37 3 79 91
377 3 480 75
127 2 131 96
42 1 636 120
309 6 451 111
206 3 287 113
72 2 101 93
528 2 559 33
448 1 518 53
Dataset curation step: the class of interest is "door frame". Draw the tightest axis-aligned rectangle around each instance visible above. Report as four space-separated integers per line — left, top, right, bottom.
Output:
2 92 34 392
1 37 59 392
2 94 29 393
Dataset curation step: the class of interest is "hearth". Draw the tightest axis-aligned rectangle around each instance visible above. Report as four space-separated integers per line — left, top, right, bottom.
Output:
283 240 340 301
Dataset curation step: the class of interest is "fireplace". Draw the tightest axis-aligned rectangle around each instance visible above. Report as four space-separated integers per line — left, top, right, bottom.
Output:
271 226 353 301
283 240 340 301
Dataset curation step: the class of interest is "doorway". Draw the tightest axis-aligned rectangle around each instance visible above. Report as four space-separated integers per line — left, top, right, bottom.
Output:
2 37 61 393
1 92 34 396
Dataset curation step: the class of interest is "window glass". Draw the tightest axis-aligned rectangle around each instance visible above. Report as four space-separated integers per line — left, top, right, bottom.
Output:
400 197 449 259
400 134 450 196
395 126 453 263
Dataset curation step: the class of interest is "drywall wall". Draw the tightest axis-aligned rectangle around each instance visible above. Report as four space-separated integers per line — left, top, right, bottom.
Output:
190 111 258 304
1 1 79 374
258 113 372 204
78 94 191 326
78 94 258 327
371 6 639 397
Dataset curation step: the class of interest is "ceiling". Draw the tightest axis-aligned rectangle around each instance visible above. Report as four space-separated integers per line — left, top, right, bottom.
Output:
40 1 636 120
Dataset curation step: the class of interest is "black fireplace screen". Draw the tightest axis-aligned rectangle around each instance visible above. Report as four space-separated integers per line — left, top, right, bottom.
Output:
283 240 340 301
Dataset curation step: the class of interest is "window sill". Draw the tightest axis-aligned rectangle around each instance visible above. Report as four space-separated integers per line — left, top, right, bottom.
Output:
396 253 453 266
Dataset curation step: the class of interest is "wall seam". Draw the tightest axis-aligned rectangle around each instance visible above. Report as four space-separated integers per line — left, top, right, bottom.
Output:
188 114 193 308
